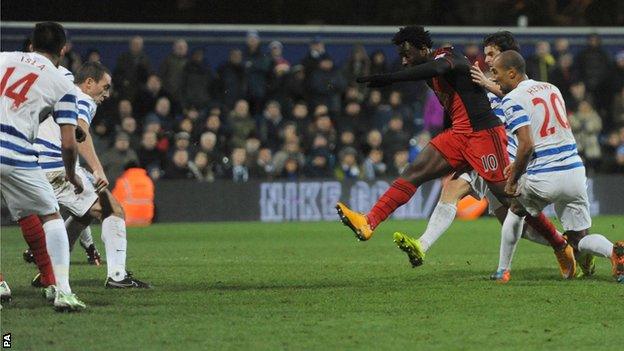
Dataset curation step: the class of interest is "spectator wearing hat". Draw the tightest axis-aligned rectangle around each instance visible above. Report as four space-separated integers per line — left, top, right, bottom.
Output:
244 30 272 114
101 132 139 185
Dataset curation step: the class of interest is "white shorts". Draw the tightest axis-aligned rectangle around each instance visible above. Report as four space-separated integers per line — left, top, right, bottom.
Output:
458 171 502 215
1 164 59 220
46 167 99 218
516 167 591 232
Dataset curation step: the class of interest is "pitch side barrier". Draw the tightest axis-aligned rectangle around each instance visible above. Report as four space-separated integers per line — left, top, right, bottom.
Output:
0 175 621 224
147 176 618 223
2 22 623 74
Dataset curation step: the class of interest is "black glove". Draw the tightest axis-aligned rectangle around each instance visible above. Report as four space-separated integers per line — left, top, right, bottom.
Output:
356 74 393 88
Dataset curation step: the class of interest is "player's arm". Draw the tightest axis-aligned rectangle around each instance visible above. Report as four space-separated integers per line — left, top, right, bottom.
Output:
55 91 83 194
59 124 83 194
506 125 533 196
470 62 504 97
501 97 532 197
357 58 452 87
77 118 108 193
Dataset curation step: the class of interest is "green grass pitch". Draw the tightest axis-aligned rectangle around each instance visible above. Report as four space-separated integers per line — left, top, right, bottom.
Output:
1 216 623 350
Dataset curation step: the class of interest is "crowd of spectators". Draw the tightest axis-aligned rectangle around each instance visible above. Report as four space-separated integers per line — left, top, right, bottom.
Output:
60 31 624 185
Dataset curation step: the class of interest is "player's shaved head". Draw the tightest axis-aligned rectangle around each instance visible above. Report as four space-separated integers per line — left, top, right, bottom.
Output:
494 51 526 75
31 22 66 57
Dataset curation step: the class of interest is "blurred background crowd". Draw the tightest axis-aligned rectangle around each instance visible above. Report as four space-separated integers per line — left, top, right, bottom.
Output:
40 31 624 184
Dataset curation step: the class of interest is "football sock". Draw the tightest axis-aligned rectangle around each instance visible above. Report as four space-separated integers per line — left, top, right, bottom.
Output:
419 201 457 252
43 219 71 294
521 224 550 246
65 216 87 251
525 213 566 250
498 210 524 271
102 216 127 281
79 226 95 249
19 215 56 286
578 234 613 258
367 178 417 229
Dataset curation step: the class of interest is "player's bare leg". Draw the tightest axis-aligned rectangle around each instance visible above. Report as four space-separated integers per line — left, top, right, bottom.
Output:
337 144 453 241
88 190 151 288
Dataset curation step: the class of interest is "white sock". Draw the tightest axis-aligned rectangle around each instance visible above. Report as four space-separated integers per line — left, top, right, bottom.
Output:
102 216 127 281
79 226 94 248
498 210 524 271
43 219 72 294
65 216 87 251
578 234 613 258
418 201 457 252
521 224 550 246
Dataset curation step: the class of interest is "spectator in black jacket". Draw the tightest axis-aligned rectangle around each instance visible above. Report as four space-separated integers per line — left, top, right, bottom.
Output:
113 36 151 100
309 57 347 115
138 131 165 171
165 149 194 179
217 49 246 109
181 48 213 110
160 39 188 104
244 30 272 114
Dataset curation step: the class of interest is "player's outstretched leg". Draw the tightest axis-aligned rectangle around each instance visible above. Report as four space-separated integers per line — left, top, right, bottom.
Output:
336 144 451 241
572 232 621 283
